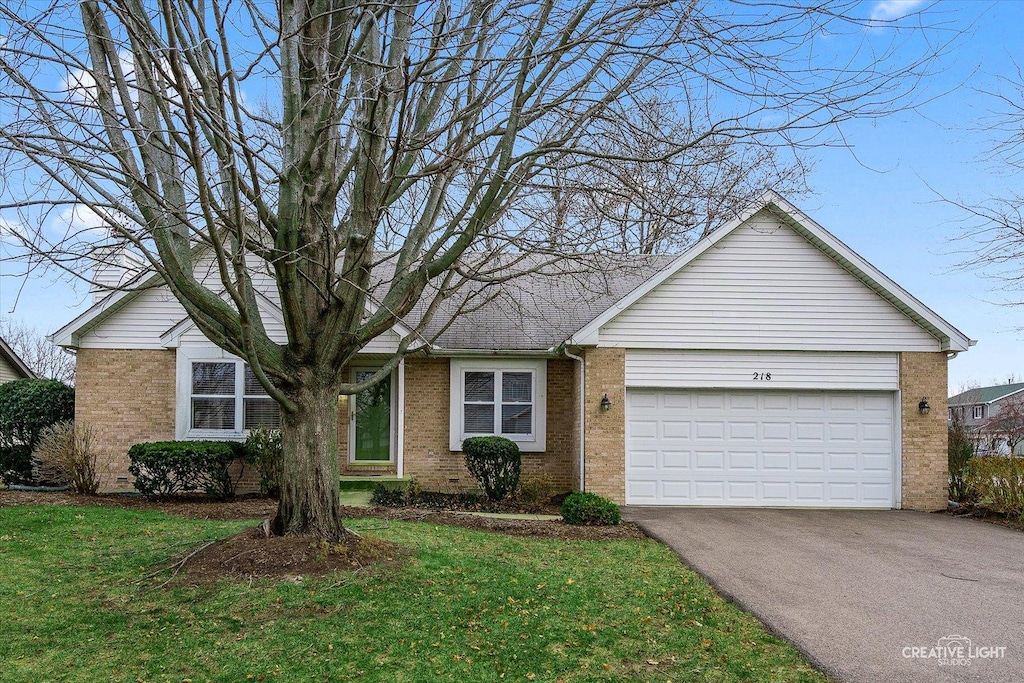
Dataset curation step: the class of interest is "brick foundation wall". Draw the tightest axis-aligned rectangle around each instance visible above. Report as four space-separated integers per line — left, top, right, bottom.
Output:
402 358 575 493
900 352 949 511
75 348 177 492
582 347 626 504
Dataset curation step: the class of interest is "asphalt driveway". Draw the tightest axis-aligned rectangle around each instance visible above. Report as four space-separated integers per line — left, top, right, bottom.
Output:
624 508 1024 683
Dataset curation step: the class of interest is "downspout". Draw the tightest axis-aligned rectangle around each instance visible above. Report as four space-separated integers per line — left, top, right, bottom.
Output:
563 348 586 492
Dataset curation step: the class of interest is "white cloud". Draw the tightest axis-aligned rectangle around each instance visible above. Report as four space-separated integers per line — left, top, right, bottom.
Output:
870 0 926 22
62 51 136 105
52 205 119 240
0 216 28 245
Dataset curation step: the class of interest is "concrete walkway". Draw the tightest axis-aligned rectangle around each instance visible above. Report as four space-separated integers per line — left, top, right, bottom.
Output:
625 508 1024 683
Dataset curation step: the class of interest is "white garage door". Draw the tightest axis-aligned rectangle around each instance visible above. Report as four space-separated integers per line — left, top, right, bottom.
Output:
625 389 896 508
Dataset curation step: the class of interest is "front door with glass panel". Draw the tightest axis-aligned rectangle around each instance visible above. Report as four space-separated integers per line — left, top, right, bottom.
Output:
350 369 393 463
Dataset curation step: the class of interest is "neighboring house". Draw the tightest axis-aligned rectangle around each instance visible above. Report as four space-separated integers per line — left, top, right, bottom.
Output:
948 382 1024 456
0 335 36 383
50 192 973 511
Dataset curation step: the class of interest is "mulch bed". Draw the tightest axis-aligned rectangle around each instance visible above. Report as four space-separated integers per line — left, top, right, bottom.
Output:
0 490 646 541
340 505 647 541
947 505 1024 533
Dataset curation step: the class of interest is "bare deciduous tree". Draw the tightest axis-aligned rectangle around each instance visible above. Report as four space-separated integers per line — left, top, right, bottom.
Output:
0 318 76 384
984 394 1024 455
0 0 946 538
950 62 1024 307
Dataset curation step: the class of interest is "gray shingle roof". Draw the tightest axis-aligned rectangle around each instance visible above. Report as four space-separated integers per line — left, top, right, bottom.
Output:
370 254 674 351
948 382 1024 405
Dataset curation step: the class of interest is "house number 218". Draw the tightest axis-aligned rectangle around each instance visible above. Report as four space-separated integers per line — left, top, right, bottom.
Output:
752 372 772 381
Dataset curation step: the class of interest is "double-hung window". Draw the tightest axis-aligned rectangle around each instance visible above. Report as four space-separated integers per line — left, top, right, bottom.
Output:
451 359 546 451
190 360 281 434
973 405 985 420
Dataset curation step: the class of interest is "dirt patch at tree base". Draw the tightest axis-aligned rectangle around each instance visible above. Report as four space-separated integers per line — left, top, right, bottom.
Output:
168 525 406 585
0 490 646 541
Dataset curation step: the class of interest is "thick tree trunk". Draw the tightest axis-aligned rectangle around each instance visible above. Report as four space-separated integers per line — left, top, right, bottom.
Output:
272 380 347 540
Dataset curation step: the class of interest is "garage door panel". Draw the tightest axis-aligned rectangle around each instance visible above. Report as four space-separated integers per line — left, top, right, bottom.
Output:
625 389 895 508
627 449 658 469
727 481 758 501
662 451 689 469
695 451 725 470
728 451 758 470
662 420 691 438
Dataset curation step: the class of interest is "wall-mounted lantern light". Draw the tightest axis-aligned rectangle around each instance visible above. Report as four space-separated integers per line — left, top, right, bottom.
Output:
600 393 612 412
918 398 930 416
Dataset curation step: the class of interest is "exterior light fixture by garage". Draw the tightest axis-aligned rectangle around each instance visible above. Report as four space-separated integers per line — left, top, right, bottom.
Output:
600 393 612 411
918 398 930 416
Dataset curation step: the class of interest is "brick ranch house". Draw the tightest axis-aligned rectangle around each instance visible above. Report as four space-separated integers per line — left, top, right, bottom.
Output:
51 193 972 510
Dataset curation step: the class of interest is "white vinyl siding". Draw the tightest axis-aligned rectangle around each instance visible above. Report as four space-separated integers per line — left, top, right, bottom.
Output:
625 351 899 391
82 277 405 352
0 356 22 383
625 389 897 508
600 211 941 352
80 288 187 349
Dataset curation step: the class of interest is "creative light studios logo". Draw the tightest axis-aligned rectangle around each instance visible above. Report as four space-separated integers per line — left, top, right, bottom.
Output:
903 635 1007 667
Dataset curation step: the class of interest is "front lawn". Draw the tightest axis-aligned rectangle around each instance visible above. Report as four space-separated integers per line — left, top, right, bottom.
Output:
0 505 825 682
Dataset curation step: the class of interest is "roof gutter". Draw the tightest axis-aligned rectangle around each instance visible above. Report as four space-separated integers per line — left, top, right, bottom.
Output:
426 347 562 358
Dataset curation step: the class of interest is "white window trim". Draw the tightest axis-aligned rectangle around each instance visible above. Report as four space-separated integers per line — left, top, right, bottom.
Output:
176 345 279 440
348 366 397 465
973 405 985 420
449 358 546 452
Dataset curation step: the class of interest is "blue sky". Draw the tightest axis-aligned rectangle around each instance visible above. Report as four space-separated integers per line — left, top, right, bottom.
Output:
1 0 1022 393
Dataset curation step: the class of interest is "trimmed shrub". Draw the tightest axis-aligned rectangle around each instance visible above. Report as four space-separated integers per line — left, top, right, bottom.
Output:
948 420 977 502
560 492 621 526
35 421 100 494
462 436 521 501
128 440 244 498
370 483 407 507
516 474 555 505
965 456 1024 516
244 426 283 497
0 444 33 485
0 379 74 449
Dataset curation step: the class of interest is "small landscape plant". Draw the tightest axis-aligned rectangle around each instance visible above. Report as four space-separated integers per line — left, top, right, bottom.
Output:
516 473 555 505
244 426 283 497
35 421 100 494
462 436 521 501
370 482 407 507
964 455 1024 517
128 440 245 498
948 420 976 503
560 491 621 526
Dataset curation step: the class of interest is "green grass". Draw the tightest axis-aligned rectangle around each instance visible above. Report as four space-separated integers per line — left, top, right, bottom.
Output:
0 505 826 682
